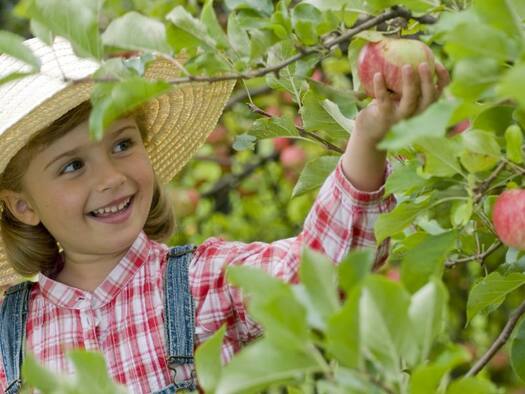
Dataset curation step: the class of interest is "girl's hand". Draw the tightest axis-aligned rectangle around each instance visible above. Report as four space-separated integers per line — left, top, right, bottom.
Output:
354 62 450 145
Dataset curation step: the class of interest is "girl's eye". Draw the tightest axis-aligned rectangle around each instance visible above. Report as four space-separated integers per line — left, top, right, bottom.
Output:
60 159 84 175
114 138 134 153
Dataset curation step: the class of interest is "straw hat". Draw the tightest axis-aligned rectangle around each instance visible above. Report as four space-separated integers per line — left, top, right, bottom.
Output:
0 36 236 286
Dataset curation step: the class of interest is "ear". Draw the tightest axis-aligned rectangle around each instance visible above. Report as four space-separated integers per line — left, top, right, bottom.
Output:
0 190 40 226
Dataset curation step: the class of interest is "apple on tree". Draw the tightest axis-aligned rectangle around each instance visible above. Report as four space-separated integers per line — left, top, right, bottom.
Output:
492 189 525 250
357 38 436 98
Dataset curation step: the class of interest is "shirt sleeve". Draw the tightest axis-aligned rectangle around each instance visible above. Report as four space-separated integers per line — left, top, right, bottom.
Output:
188 157 396 347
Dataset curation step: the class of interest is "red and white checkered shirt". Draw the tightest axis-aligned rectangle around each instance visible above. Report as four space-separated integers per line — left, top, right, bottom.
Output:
0 159 395 393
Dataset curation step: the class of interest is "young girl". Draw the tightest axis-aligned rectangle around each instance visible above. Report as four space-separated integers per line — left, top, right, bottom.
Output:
0 37 448 393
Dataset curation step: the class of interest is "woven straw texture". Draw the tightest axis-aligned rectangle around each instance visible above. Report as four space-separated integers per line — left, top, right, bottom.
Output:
0 37 235 286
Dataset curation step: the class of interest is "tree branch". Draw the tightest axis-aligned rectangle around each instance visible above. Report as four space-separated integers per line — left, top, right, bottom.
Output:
248 104 344 154
445 241 502 268
466 299 525 377
71 6 434 87
201 151 279 198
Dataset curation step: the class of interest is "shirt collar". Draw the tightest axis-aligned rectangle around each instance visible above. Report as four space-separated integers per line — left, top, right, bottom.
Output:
38 231 152 310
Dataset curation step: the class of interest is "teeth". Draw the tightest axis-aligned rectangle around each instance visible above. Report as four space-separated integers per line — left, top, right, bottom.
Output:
93 197 131 216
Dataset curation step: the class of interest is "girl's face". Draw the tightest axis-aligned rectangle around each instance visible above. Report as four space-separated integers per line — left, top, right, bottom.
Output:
10 117 155 258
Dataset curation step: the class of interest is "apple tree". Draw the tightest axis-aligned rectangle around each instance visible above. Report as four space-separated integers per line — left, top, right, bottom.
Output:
1 0 525 393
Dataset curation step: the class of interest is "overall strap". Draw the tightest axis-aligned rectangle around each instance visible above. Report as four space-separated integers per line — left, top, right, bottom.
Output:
164 245 197 371
0 281 33 394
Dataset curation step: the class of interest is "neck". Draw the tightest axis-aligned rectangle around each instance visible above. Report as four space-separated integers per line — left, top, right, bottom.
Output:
54 248 129 292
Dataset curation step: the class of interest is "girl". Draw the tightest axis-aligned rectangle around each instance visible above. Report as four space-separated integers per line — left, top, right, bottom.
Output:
0 37 448 393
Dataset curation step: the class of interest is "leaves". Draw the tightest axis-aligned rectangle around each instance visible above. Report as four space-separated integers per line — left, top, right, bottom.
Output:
102 12 171 54
510 316 525 382
0 30 40 69
467 272 525 323
195 325 226 393
292 155 339 197
89 77 171 140
19 0 103 59
378 100 459 151
400 231 457 293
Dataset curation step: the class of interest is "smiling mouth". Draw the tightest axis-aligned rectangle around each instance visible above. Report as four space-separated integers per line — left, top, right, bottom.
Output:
89 196 133 217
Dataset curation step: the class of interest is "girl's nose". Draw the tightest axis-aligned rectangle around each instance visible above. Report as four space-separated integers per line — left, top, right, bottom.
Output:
95 161 126 193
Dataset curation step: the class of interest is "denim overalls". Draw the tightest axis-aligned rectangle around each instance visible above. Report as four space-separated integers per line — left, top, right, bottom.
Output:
0 245 197 394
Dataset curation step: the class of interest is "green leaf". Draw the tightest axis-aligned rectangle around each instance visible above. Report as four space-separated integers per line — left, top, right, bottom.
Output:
102 11 171 54
227 265 309 350
385 160 428 196
299 248 340 326
510 317 525 382
401 231 457 293
446 377 498 394
232 133 256 151
227 12 250 57
450 199 473 227
68 350 123 393
473 0 523 42
326 288 361 369
291 3 321 45
417 137 463 178
498 63 525 108
89 77 171 140
200 0 229 50
338 248 375 294
22 353 61 393
374 198 431 244
216 339 323 394
379 100 459 151
300 91 352 140
166 5 215 50
292 155 339 198
409 280 448 362
224 0 274 16
0 30 40 69
23 0 103 59
360 276 418 377
249 116 299 139
195 325 226 393
449 57 500 101
410 344 471 394
467 272 525 323
505 124 524 164
30 19 54 45
459 129 501 173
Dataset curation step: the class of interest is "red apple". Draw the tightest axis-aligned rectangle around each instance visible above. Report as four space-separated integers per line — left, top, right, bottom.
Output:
357 38 435 98
492 189 525 250
265 105 282 117
273 137 291 152
280 145 307 170
207 125 228 144
448 119 471 137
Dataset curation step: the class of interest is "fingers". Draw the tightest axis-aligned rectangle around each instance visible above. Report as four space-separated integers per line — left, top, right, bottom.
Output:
398 65 420 118
435 62 450 96
417 62 436 113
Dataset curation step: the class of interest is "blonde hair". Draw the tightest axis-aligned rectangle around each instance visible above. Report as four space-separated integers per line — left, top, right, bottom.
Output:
0 101 175 278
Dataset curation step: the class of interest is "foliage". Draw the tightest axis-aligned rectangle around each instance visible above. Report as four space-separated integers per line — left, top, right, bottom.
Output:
1 0 525 392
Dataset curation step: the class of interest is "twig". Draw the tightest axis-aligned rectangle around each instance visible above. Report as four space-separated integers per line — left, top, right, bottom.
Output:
445 241 502 268
224 86 273 111
248 103 344 154
201 151 279 198
70 6 433 87
473 161 506 203
466 299 525 377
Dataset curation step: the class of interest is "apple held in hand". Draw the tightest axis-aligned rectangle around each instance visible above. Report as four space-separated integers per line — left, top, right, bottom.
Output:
357 38 436 98
492 189 525 250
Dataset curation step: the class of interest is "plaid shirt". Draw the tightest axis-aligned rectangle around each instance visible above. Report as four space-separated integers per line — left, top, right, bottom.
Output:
0 159 395 393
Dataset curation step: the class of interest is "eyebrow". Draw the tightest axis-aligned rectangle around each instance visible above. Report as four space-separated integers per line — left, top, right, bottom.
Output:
44 126 135 170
